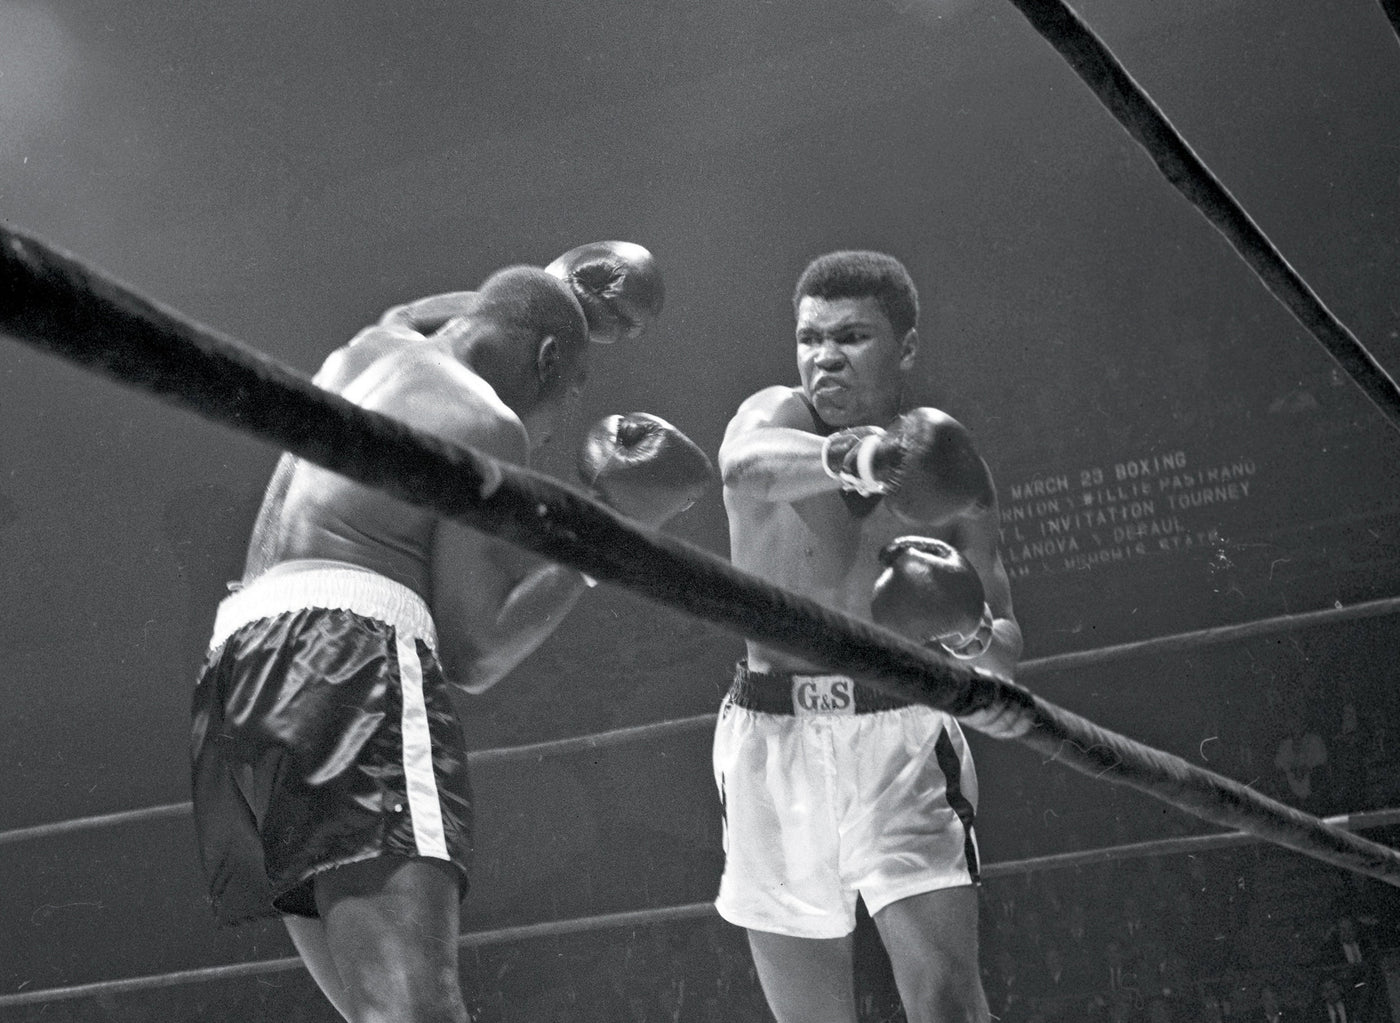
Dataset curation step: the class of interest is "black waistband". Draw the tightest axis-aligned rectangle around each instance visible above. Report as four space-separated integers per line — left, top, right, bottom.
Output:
727 662 914 716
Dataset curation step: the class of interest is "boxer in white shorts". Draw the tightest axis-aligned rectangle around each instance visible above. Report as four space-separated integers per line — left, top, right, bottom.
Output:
714 664 979 938
716 251 1021 1023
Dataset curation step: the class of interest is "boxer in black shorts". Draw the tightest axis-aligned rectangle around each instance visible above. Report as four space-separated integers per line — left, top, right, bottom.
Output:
191 252 708 1023
193 566 473 925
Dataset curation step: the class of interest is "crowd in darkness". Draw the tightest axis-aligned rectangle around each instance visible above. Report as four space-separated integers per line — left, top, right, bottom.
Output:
439 839 1400 1023
951 642 1400 1023
967 839 1400 1023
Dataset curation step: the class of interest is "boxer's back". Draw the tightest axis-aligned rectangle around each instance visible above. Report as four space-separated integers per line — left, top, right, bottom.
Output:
242 342 521 602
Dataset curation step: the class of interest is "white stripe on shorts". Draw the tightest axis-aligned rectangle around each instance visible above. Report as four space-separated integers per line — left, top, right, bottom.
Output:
395 633 450 861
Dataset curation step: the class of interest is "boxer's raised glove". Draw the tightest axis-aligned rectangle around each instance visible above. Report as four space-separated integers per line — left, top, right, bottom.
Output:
546 241 665 344
871 536 994 659
821 408 991 524
579 413 715 526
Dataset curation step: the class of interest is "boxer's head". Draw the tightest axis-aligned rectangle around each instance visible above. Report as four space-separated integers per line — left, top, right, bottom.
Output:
445 265 590 448
792 251 919 427
793 250 919 339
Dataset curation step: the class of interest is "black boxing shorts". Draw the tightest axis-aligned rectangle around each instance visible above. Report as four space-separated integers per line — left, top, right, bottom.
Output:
190 562 473 924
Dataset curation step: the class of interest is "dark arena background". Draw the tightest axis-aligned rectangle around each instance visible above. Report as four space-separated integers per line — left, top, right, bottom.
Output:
3 0 1400 1020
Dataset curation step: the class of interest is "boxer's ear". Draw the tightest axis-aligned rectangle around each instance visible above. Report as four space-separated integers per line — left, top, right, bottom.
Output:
535 334 560 388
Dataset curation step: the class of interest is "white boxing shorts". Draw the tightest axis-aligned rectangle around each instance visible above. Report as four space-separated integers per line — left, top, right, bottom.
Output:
712 662 979 939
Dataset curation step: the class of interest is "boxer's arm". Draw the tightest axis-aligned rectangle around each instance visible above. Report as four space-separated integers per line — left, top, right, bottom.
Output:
378 291 479 335
314 291 485 393
431 492 592 694
424 397 590 692
345 353 580 692
427 509 591 693
718 386 844 504
447 410 714 689
944 500 1023 681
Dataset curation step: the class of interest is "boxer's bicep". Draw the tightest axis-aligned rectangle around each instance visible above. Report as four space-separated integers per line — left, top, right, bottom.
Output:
719 387 833 502
378 291 479 334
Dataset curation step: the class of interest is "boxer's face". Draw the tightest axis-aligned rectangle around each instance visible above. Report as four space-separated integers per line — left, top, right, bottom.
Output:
795 295 915 428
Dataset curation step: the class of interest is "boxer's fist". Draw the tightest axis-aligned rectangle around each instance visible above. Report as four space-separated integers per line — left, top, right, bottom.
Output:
820 424 891 498
546 241 664 344
884 409 993 524
871 536 992 657
823 408 991 524
579 413 715 526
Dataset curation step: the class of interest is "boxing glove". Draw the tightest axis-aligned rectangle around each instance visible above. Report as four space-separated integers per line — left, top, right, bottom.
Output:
871 536 994 659
820 425 890 496
579 413 715 526
822 408 992 525
546 241 665 344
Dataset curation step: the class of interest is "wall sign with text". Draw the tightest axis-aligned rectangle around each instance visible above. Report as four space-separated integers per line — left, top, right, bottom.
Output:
997 449 1258 578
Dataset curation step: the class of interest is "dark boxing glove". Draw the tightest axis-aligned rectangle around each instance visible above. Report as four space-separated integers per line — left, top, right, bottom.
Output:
822 408 992 524
546 241 665 344
871 536 994 659
579 413 715 526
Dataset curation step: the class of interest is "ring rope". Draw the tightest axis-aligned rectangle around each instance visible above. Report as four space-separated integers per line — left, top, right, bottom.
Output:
1381 0 1400 44
1001 0 1400 433
1021 592 1400 674
0 715 717 848
4 594 1398 848
0 802 191 849
978 807 1400 878
2 225 1398 890
2 807 1396 1010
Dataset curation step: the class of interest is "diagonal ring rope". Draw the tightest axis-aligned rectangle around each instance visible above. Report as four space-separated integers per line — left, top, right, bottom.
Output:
3 224 1398 886
1001 0 1400 433
1379 0 1400 45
